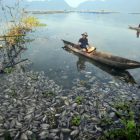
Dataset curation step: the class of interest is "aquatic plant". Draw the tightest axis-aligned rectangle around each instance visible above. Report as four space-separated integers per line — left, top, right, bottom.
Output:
42 91 55 97
75 96 83 104
120 117 137 140
22 16 47 28
100 121 138 140
100 100 140 140
4 131 12 140
4 67 15 74
79 80 87 85
71 115 81 126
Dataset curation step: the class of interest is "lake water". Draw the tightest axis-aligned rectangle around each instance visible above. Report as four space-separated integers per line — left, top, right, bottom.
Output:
23 13 140 88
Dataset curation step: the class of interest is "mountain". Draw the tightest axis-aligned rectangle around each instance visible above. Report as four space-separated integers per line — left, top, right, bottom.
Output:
2 0 140 12
24 0 72 10
77 0 140 12
1 0 72 10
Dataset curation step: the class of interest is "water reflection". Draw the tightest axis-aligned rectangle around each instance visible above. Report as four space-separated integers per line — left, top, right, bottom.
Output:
77 57 86 72
137 31 140 38
129 24 140 38
78 55 136 84
137 24 140 38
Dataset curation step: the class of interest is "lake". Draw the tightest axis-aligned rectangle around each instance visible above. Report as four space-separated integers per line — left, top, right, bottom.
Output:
23 12 140 88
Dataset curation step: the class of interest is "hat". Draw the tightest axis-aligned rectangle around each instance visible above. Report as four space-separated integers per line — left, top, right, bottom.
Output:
81 32 88 36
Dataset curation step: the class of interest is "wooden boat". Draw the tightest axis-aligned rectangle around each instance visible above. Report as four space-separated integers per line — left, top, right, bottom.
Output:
62 40 140 70
129 26 140 32
63 48 136 84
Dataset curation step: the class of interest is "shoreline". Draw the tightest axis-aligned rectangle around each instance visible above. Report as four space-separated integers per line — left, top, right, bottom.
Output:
26 10 140 15
26 10 119 15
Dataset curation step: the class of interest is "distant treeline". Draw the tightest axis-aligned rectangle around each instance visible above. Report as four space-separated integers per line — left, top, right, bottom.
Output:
26 10 118 14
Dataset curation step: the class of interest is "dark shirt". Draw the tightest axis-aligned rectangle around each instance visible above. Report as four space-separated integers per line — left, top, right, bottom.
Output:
79 38 89 48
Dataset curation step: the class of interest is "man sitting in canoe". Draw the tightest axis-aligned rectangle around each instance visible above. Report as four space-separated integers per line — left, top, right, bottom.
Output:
78 32 89 52
78 32 96 53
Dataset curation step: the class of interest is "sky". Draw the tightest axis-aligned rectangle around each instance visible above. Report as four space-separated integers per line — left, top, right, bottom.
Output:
65 0 96 7
27 0 106 7
65 0 106 7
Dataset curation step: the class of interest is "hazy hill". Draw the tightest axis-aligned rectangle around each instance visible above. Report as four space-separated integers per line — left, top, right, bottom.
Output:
1 0 140 12
1 0 71 10
77 0 140 12
24 0 72 10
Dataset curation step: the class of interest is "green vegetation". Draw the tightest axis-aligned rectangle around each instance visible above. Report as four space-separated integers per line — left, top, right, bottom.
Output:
6 16 46 46
42 91 55 97
27 74 38 81
79 80 87 85
22 16 47 28
4 67 15 74
100 100 140 140
100 117 113 127
75 96 83 104
10 88 17 97
71 115 81 126
0 0 46 72
4 131 11 140
1 2 46 46
100 122 139 140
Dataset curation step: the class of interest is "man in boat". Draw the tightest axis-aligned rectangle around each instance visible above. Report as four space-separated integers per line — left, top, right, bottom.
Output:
78 32 89 52
78 32 96 52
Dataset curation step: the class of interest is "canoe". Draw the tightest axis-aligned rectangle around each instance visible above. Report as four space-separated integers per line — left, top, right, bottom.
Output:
62 40 140 70
129 26 140 32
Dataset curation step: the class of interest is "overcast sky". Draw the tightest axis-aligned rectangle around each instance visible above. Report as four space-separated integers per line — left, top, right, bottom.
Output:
27 0 106 7
65 0 99 7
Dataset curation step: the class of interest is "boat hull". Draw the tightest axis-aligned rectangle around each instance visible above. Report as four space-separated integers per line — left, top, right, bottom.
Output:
129 26 140 32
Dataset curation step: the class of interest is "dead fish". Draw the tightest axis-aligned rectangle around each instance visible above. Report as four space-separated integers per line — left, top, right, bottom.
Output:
20 133 28 140
25 130 32 136
72 103 77 108
70 130 79 136
42 115 47 122
55 114 61 117
50 129 60 133
24 114 32 121
14 131 20 140
15 121 22 129
61 128 71 133
10 119 16 128
41 124 50 130
95 125 102 132
60 132 64 140
39 131 48 139
64 100 70 106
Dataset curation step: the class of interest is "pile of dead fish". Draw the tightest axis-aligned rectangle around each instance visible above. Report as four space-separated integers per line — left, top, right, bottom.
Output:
0 69 140 140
